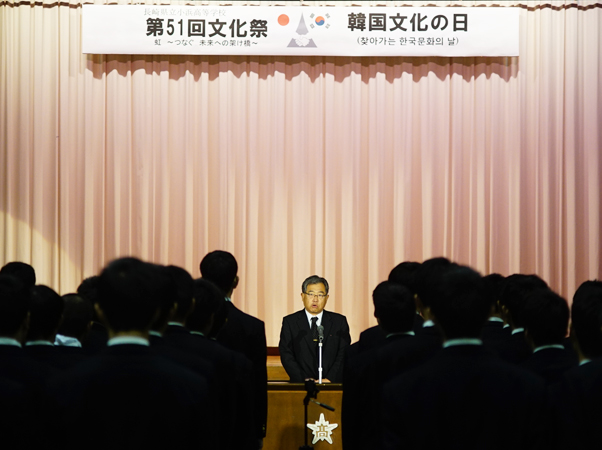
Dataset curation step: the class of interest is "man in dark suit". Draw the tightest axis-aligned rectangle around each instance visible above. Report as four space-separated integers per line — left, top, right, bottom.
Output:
200 250 268 447
0 274 56 446
343 281 427 450
49 258 214 450
279 275 351 383
355 261 423 354
549 280 602 448
382 265 545 450
496 274 548 364
521 288 577 383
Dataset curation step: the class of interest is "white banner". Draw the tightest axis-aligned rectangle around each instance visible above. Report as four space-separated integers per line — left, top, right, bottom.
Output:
82 5 519 57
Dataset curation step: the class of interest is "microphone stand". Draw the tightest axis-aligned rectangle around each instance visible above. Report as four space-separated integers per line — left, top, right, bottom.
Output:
317 326 324 384
299 379 335 450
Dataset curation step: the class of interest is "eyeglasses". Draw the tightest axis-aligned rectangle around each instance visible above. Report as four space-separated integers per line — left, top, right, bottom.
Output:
304 292 326 300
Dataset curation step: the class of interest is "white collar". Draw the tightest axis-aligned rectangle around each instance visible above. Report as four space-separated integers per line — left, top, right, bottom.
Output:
0 338 22 347
25 340 54 346
443 338 483 348
107 336 149 346
533 344 565 353
386 331 415 338
305 309 324 328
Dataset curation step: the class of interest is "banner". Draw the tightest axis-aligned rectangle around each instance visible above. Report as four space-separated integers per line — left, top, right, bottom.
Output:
82 5 519 57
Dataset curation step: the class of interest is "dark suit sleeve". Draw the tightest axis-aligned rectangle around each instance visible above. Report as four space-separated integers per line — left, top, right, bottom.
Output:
279 316 304 382
325 316 351 382
253 320 268 439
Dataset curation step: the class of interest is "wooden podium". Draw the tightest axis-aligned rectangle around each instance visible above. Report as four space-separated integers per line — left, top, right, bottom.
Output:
266 354 343 450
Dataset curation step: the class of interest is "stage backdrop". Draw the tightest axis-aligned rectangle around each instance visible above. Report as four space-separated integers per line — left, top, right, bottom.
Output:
1 0 601 345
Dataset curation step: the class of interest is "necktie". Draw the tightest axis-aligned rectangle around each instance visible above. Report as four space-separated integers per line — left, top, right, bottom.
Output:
311 317 318 342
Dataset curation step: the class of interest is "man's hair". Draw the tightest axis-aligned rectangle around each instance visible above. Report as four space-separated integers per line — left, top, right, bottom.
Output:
482 273 505 315
413 257 453 308
148 264 179 331
27 285 64 341
0 262 36 289
499 274 548 328
522 288 569 347
165 265 194 320
187 278 225 334
0 275 29 336
302 275 329 294
429 266 491 339
388 261 421 294
77 276 101 321
199 251 238 295
97 257 165 332
572 280 602 358
58 294 94 340
373 281 416 334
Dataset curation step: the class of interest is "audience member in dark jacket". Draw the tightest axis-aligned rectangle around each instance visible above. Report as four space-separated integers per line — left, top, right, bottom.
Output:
382 266 545 450
521 288 577 383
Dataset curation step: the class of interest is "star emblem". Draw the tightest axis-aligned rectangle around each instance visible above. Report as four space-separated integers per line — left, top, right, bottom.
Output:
307 413 338 444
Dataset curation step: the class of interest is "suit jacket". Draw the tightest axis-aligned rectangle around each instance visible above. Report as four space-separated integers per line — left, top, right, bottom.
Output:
49 344 213 450
549 360 602 449
356 315 425 355
520 347 578 384
382 344 545 450
163 326 255 450
279 309 351 383
216 302 268 440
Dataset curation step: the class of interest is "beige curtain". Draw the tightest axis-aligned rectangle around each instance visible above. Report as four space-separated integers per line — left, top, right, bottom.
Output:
1 0 600 344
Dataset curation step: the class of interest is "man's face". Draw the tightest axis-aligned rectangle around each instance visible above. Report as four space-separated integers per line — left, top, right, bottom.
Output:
301 283 329 315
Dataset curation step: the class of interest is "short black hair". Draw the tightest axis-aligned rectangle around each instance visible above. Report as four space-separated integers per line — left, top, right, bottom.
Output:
0 275 29 336
522 288 569 347
302 275 329 294
27 285 64 341
388 261 421 294
429 266 490 339
414 257 453 308
77 276 101 321
97 258 163 332
572 280 602 359
499 274 548 328
165 265 194 320
0 262 36 289
187 278 226 336
482 273 505 315
199 251 238 295
58 294 94 340
373 281 416 334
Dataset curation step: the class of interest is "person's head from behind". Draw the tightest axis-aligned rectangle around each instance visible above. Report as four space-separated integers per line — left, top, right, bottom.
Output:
26 285 64 342
373 281 416 335
522 288 569 349
187 278 227 337
0 262 36 289
165 265 194 323
58 294 94 343
199 251 238 297
429 265 490 340
0 275 30 341
413 257 454 319
571 280 602 360
388 261 421 295
499 274 548 329
482 273 505 318
96 257 164 334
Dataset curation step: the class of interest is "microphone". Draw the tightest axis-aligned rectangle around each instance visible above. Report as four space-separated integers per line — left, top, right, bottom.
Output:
317 325 324 342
